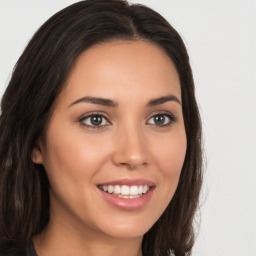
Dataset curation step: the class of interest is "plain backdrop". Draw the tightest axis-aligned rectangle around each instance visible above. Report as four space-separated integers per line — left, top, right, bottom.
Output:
0 1 255 255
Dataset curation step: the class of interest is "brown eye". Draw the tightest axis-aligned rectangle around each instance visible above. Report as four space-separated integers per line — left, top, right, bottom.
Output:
90 116 103 126
153 115 166 125
80 114 109 128
147 113 176 126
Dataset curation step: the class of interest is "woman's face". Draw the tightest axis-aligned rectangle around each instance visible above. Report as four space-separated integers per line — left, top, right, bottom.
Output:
34 40 187 239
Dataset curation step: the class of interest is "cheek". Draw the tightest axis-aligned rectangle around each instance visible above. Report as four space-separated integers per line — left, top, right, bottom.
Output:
152 129 187 197
155 130 187 175
41 125 111 221
42 127 89 190
42 124 113 191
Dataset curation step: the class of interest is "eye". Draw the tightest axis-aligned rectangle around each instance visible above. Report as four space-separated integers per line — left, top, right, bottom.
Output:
147 113 176 126
79 114 110 128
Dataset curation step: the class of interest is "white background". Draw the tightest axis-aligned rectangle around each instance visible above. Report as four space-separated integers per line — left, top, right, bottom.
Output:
0 1 255 255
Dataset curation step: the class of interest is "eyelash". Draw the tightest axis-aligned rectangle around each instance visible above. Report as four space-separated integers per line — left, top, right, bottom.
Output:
78 112 176 129
78 112 111 129
147 112 176 127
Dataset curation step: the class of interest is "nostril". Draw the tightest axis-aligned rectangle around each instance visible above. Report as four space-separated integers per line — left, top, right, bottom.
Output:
118 160 147 170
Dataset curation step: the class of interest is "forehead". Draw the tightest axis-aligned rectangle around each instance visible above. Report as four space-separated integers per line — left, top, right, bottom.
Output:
61 40 181 104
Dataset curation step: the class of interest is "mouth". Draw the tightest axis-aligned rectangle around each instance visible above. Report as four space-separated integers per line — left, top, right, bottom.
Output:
97 179 155 210
98 184 151 199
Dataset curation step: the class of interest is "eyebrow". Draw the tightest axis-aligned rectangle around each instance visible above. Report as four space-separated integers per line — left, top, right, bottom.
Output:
147 95 181 107
68 96 118 108
68 94 181 108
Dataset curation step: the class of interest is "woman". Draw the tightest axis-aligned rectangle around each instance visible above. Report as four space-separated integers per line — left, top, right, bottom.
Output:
0 0 202 255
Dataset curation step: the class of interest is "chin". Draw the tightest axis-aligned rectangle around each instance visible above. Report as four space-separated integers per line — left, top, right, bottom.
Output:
104 226 150 240
95 215 156 239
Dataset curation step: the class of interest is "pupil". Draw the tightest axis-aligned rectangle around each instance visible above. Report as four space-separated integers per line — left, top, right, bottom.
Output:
154 115 165 125
91 116 102 126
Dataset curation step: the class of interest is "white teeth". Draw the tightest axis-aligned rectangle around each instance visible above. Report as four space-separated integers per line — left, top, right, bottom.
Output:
138 185 143 194
108 185 114 194
118 194 140 199
114 185 121 194
121 185 130 195
130 185 139 195
100 184 150 197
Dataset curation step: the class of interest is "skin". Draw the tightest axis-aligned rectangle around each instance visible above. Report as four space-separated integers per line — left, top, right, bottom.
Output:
33 40 187 256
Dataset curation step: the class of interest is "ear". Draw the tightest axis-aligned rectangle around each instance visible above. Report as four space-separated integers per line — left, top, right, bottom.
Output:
31 141 44 164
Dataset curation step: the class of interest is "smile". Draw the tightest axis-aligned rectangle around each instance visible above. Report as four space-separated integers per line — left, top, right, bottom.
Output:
98 184 150 198
97 179 155 210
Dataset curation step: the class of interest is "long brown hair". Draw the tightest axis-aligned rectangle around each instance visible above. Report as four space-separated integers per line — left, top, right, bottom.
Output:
0 1 202 255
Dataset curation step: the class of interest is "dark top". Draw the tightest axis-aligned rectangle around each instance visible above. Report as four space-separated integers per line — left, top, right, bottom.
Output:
26 243 37 256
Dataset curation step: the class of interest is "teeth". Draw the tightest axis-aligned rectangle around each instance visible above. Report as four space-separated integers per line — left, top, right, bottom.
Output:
99 184 150 197
138 185 143 194
130 185 139 195
114 185 121 194
108 185 114 194
121 185 130 195
118 194 140 199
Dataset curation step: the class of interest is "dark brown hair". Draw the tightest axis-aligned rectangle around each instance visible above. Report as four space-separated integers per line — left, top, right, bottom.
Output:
0 1 202 255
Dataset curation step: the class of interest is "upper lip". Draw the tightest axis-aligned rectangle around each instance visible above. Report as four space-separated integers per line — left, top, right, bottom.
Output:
98 178 156 187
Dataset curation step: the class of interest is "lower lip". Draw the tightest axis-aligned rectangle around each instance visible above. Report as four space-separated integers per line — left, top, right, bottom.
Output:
98 188 154 211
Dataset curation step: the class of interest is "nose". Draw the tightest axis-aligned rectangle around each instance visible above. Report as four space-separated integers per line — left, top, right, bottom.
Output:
112 125 149 170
